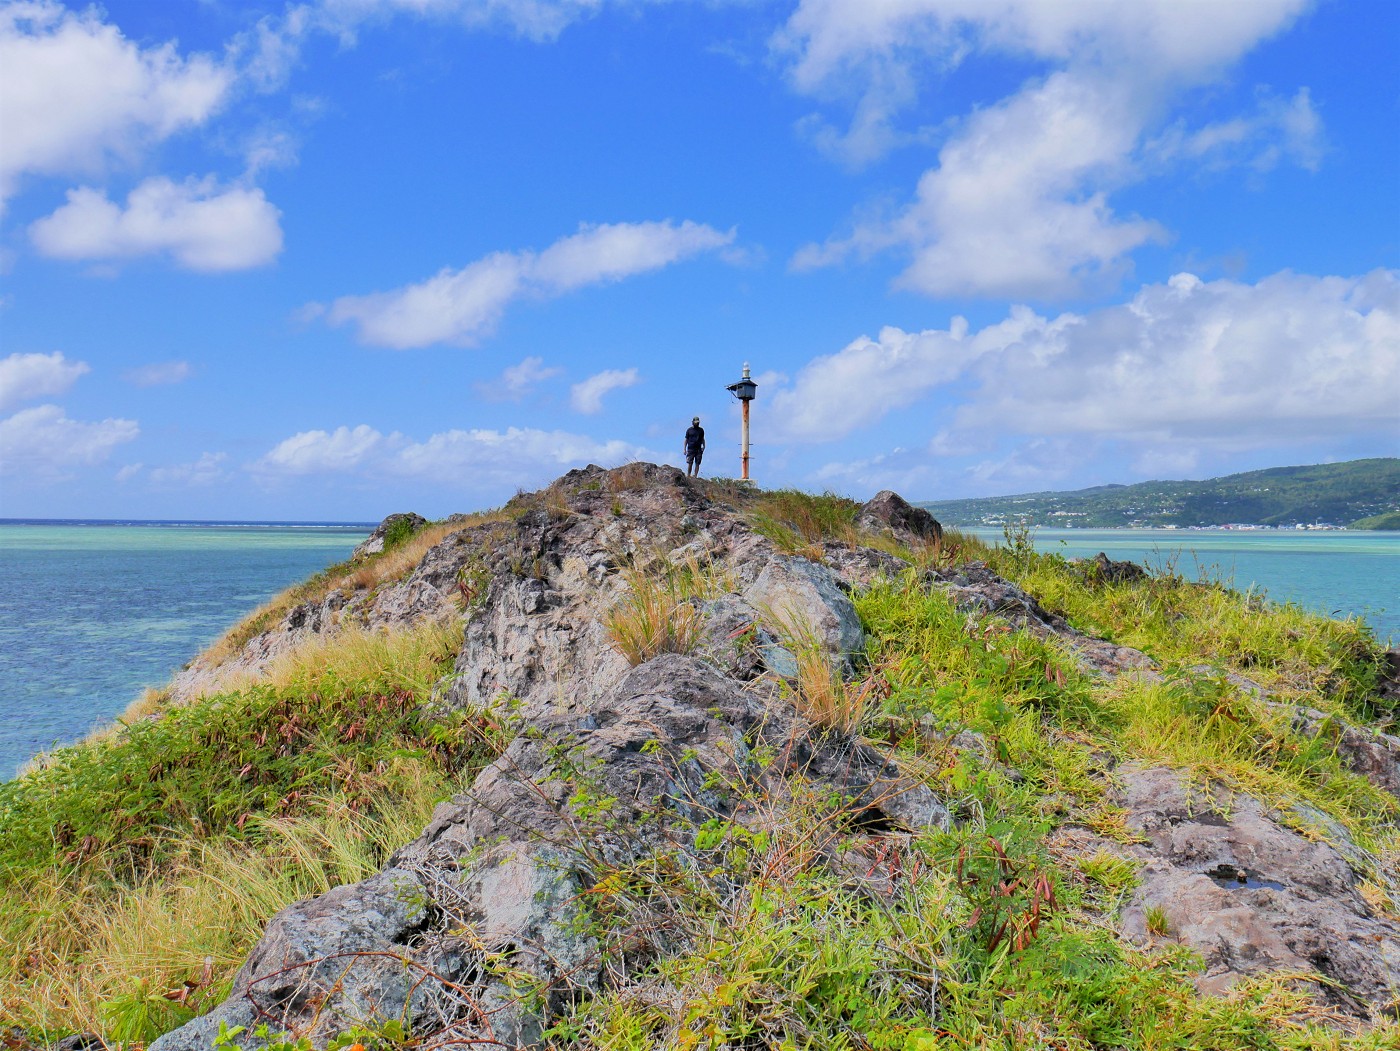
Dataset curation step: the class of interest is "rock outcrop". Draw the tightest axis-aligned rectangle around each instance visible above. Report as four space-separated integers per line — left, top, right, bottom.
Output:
1083 767 1400 1014
151 465 949 1048
147 463 1400 1045
352 512 429 560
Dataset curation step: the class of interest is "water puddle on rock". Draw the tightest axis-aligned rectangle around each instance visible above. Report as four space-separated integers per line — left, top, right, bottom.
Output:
1203 863 1287 891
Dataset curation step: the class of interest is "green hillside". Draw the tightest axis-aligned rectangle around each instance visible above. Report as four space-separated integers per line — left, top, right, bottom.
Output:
918 458 1400 529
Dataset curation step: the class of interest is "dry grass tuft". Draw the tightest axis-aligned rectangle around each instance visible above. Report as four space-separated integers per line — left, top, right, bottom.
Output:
768 608 873 734
0 762 451 1040
604 567 703 666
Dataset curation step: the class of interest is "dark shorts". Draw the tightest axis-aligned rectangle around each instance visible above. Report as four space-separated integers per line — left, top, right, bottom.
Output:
686 449 703 466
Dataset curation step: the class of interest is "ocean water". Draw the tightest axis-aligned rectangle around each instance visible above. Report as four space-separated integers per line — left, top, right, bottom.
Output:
0 522 1395 781
966 527 1399 645
0 522 370 780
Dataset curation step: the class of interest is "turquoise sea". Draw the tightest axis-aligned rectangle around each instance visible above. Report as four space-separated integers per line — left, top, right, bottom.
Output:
0 522 1395 780
0 522 370 780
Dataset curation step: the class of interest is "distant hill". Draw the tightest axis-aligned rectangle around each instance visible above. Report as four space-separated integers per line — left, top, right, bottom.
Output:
918 458 1400 529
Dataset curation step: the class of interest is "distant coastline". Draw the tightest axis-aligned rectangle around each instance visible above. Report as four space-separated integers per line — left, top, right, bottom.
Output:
920 457 1400 530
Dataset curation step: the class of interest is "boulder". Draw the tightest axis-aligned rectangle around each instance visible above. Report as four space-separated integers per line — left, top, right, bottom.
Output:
352 512 428 559
741 555 864 665
1076 551 1149 584
857 490 943 544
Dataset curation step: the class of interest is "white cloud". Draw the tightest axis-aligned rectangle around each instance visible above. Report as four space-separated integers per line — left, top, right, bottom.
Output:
794 72 1166 299
570 367 640 414
780 0 1313 298
958 268 1400 445
0 404 139 475
777 268 1399 458
0 351 89 411
476 356 564 401
255 424 386 475
29 176 283 271
150 451 227 486
769 314 1030 442
322 220 734 348
1148 87 1323 173
0 1 231 209
123 360 193 387
252 421 663 489
812 447 935 497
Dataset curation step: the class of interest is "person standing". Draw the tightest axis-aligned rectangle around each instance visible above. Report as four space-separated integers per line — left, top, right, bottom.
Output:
684 416 706 477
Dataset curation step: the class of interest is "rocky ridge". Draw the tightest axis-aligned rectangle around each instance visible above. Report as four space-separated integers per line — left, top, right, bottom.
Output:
148 463 1399 1047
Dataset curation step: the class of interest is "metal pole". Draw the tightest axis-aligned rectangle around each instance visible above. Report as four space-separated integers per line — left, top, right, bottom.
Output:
741 398 750 480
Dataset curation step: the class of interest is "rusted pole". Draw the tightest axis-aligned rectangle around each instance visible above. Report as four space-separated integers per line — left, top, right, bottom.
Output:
741 397 750 480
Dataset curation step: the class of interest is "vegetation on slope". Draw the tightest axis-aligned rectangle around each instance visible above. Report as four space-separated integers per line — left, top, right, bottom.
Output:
3 478 1397 1049
0 623 503 1045
917 458 1400 528
551 529 1396 1051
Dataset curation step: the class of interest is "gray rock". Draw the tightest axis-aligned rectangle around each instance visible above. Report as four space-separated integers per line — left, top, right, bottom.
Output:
353 512 428 560
159 652 947 1048
1074 552 1149 585
932 561 1159 679
1111 767 1400 1019
857 490 943 544
147 464 1400 1039
1286 704 1400 802
742 555 864 665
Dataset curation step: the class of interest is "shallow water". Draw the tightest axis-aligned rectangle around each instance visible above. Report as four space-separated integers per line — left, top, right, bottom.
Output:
0 522 369 779
1 522 1394 780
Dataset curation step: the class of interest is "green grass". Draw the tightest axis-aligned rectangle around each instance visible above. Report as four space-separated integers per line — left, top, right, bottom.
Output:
7 487 1398 1049
538 544 1400 1047
0 622 506 1044
983 546 1389 725
748 488 862 554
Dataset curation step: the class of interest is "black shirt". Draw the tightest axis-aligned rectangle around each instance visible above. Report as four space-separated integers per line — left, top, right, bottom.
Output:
684 425 705 452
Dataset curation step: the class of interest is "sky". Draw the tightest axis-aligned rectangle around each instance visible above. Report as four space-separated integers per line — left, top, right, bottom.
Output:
0 0 1397 521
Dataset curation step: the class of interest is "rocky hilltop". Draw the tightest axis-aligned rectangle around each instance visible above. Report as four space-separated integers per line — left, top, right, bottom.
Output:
7 463 1398 1049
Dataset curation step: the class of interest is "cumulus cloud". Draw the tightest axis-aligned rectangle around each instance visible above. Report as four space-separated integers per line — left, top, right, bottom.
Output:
256 424 385 475
0 404 139 475
960 269 1400 444
780 0 1313 298
321 220 735 348
570 367 640 414
476 356 564 401
0 1 231 209
123 360 193 387
0 351 89 411
768 311 1069 442
29 176 283 271
251 421 662 489
774 268 1399 458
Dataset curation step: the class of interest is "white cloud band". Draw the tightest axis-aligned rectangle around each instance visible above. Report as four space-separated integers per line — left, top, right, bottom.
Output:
322 220 735 348
252 422 664 490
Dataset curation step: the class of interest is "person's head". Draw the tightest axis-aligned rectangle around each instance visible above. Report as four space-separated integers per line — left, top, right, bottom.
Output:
692 416 700 425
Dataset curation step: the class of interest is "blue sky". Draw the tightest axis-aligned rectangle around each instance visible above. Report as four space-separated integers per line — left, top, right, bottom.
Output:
1 0 1396 521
